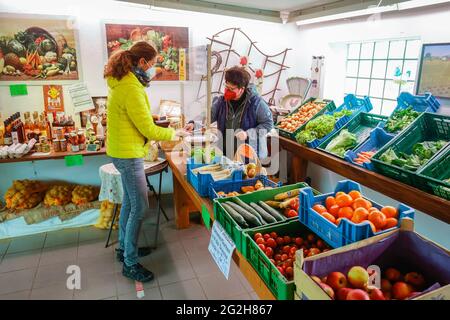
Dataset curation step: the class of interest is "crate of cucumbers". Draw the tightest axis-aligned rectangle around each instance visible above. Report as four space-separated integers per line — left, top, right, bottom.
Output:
213 183 321 255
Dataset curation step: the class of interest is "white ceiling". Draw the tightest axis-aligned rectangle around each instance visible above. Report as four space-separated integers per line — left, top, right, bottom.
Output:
203 0 335 12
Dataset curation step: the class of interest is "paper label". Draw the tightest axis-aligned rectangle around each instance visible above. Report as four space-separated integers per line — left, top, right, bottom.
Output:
208 221 236 280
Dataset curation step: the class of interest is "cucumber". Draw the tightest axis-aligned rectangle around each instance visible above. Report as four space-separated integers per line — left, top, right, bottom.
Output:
227 202 262 227
231 197 266 225
249 203 277 224
221 203 249 228
258 201 286 221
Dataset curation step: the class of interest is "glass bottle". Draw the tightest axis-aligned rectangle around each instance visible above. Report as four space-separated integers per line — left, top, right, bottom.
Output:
39 114 47 138
24 112 32 142
32 111 40 137
3 119 12 146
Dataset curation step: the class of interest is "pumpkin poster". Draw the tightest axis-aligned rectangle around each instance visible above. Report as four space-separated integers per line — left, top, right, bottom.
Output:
104 23 189 81
43 85 64 113
0 13 80 82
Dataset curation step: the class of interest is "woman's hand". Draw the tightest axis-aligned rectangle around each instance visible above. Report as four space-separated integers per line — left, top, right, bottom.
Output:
235 130 248 141
174 128 191 138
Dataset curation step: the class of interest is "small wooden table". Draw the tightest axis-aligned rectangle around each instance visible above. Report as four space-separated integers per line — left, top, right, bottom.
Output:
162 145 276 300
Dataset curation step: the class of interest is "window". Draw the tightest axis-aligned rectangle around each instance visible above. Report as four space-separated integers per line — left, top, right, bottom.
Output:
344 39 421 116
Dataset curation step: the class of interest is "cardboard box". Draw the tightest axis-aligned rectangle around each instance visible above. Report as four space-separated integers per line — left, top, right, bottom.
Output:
294 218 450 300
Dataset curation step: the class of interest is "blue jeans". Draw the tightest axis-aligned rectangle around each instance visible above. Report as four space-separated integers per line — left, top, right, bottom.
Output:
111 157 149 267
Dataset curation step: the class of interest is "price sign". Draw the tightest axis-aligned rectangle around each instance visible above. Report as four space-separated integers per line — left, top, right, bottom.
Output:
65 155 84 167
208 221 236 279
10 84 28 96
201 204 211 230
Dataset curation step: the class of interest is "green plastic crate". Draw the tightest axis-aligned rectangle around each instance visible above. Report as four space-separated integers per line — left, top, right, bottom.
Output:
276 98 336 140
213 182 320 256
317 112 387 158
417 146 450 200
372 113 450 185
243 219 332 300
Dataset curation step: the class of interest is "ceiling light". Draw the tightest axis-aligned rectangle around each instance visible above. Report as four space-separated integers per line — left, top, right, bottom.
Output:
398 0 450 10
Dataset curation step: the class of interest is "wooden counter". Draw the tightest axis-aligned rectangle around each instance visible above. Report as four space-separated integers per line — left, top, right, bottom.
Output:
162 147 276 300
274 136 450 224
0 147 106 164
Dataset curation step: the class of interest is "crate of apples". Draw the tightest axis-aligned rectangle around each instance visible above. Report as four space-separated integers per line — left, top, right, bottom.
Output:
300 180 415 248
311 266 429 300
252 229 331 281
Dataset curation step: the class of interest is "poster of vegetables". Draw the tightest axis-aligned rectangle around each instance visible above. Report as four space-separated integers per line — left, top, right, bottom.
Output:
0 13 80 83
104 23 189 81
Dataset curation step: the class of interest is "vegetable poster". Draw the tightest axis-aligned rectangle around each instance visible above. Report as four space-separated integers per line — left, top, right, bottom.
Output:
43 85 64 113
104 23 189 81
0 13 80 82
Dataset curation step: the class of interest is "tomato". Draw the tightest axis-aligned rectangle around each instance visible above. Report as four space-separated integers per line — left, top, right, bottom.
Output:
258 244 266 251
307 248 321 257
282 245 290 254
284 259 293 268
277 266 285 275
285 267 294 277
269 259 276 265
283 236 291 244
254 233 263 240
263 234 271 240
270 232 278 239
295 237 304 246
289 247 297 256
274 254 282 262
307 234 316 243
266 238 277 248
255 237 265 245
281 254 288 261
265 247 274 257
316 239 325 249
287 210 298 218
276 237 284 246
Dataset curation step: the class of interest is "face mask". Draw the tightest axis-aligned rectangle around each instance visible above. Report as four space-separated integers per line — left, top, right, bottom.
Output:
146 66 156 80
224 88 238 101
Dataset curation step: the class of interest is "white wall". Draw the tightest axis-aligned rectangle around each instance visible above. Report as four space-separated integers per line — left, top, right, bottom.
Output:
294 4 450 248
0 0 300 124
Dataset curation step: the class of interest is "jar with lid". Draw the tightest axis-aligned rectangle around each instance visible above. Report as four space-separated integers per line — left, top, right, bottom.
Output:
78 129 86 150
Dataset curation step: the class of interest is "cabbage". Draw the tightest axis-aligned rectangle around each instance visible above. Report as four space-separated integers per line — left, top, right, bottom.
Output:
305 115 336 138
325 129 357 157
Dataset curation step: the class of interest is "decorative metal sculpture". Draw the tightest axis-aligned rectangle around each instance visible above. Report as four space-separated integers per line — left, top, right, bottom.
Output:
199 28 291 106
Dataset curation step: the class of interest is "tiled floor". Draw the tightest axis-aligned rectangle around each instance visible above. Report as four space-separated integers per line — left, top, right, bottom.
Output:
0 196 259 300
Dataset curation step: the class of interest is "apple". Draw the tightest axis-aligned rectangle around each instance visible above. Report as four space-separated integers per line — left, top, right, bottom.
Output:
319 283 335 299
311 275 322 284
347 266 369 289
367 286 385 300
384 291 392 300
385 267 402 282
326 272 348 291
336 287 352 300
381 279 392 293
404 272 426 289
346 289 370 300
392 282 413 300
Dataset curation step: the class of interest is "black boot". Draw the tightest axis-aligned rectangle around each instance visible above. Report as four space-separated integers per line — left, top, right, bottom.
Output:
122 263 154 282
115 247 153 262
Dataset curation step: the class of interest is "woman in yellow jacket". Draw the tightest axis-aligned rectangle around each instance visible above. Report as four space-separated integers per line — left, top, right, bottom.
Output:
104 41 186 282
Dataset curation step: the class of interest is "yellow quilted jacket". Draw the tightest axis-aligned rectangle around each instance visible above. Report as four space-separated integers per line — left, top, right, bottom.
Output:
106 72 174 158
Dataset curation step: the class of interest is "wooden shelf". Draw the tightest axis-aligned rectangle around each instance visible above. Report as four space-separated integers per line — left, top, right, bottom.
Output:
164 150 276 300
0 147 106 164
275 136 450 224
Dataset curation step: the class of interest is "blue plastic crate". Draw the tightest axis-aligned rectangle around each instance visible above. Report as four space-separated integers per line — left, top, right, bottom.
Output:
209 175 282 200
299 180 415 248
187 157 243 197
378 92 441 132
306 94 373 148
344 127 395 170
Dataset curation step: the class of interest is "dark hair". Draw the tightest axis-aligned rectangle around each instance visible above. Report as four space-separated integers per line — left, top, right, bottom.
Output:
104 41 157 80
225 66 251 88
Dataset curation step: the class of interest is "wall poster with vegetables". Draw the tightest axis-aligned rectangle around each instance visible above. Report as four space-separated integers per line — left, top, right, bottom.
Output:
104 23 189 81
0 13 80 83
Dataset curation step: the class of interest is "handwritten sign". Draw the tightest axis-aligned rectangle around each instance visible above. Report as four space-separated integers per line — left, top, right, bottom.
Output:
208 221 236 279
68 83 95 113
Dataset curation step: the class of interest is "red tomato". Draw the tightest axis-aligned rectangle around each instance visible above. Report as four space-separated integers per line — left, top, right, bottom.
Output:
281 254 288 261
270 232 278 239
283 236 291 244
258 244 266 251
255 237 265 245
285 259 293 268
289 247 297 256
269 259 276 265
276 237 284 246
307 234 316 242
282 245 290 254
295 237 304 246
286 267 294 277
274 254 282 262
287 210 298 218
263 234 271 240
277 266 284 275
265 247 274 257
266 238 277 248
254 233 263 240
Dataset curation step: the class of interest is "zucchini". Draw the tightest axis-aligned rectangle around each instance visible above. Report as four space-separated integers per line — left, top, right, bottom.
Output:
227 202 262 227
249 203 277 224
231 197 266 225
221 202 249 228
258 201 286 222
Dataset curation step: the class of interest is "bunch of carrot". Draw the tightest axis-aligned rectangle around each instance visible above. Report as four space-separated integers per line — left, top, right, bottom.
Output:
353 151 376 165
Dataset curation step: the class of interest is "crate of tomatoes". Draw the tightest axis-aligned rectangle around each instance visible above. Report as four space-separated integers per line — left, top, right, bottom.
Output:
276 98 336 140
299 180 415 248
243 219 334 300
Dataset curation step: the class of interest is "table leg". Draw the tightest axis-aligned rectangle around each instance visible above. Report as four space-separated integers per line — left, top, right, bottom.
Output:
105 203 119 248
290 154 308 184
173 175 192 229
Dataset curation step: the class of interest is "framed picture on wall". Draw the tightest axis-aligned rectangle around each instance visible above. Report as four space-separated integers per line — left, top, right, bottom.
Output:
103 22 189 81
0 13 81 84
416 43 450 99
80 96 107 128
